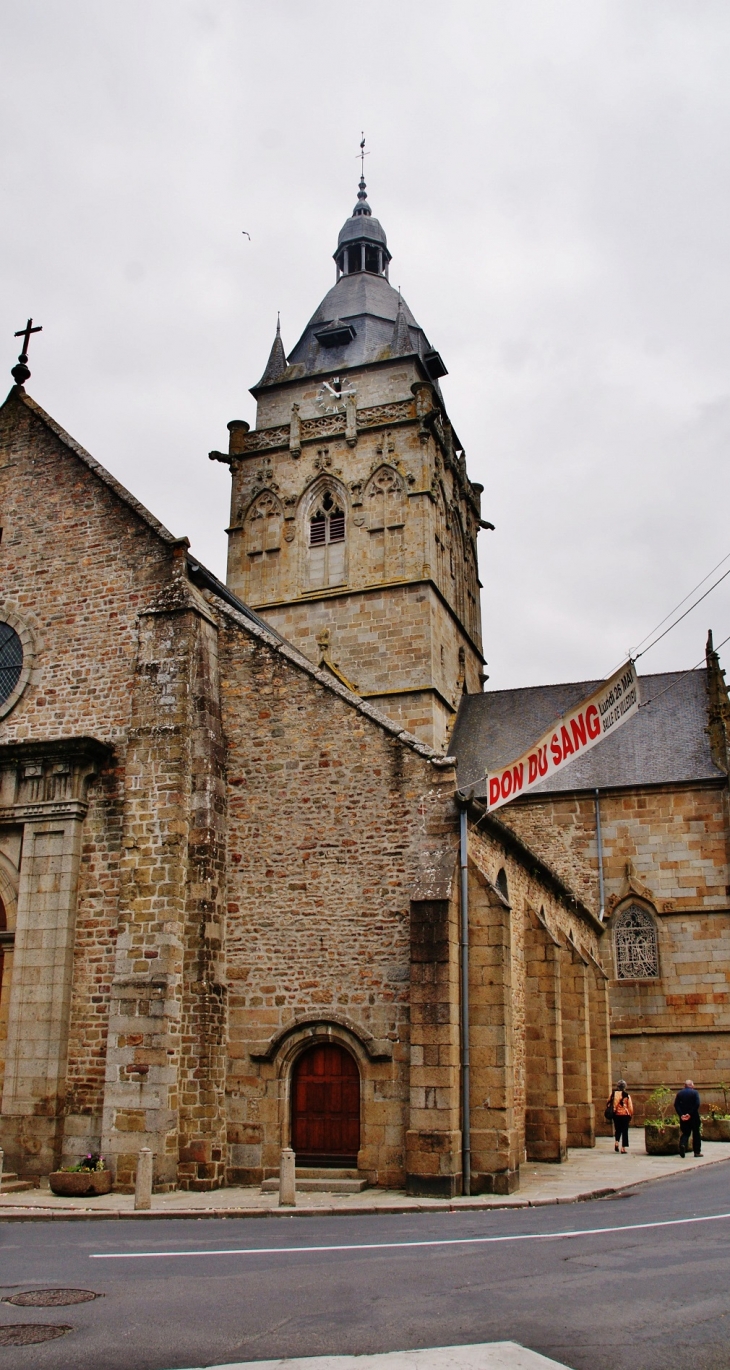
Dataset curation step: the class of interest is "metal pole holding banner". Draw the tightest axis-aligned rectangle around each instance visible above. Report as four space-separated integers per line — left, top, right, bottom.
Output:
459 804 471 1197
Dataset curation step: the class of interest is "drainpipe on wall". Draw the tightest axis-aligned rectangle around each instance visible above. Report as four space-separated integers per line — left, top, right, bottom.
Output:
459 803 471 1196
595 788 605 921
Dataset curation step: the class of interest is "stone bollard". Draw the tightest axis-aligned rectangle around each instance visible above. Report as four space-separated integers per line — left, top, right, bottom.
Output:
134 1148 153 1211
279 1147 296 1207
0 1149 4 1192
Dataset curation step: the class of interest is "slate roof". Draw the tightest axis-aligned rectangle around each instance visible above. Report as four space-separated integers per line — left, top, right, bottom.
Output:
450 669 725 797
285 270 434 380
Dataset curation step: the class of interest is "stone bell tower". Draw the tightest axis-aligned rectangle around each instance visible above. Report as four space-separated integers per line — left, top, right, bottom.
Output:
211 176 490 750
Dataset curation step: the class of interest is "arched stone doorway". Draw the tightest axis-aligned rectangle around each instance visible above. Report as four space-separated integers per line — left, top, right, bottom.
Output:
291 1042 360 1166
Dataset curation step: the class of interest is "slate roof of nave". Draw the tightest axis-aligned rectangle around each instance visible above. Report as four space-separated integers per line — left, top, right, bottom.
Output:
451 668 726 797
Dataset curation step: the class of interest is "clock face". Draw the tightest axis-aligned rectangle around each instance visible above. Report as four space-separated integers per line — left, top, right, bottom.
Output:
315 377 356 415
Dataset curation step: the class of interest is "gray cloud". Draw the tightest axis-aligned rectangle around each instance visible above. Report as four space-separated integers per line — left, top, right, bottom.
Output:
2 0 729 687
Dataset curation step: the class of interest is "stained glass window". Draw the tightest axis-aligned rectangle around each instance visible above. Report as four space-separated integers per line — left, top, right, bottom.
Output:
614 903 659 980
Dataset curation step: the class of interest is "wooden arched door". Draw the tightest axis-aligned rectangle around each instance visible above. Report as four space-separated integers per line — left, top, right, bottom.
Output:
291 1043 360 1166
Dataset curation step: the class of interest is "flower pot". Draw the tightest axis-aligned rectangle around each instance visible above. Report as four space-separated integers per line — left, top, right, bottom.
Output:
644 1123 681 1155
48 1170 113 1197
700 1118 730 1143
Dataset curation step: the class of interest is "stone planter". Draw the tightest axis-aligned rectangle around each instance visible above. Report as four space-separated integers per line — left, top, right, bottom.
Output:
644 1123 680 1155
49 1170 113 1197
701 1118 730 1142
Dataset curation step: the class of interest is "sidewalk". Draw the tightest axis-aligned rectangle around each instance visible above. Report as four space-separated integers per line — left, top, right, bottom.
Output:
2 1136 729 1221
176 1343 570 1370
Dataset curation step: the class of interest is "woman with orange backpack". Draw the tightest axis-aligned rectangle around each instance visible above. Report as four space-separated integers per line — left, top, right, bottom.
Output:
606 1079 634 1152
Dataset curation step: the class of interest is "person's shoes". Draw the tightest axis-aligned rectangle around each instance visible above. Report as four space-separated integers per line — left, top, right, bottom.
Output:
621 1148 627 1153
615 1144 619 1152
679 1137 686 1157
694 1152 702 1158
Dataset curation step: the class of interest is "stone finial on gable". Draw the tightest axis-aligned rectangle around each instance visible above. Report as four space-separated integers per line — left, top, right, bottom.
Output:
706 629 730 774
316 627 359 694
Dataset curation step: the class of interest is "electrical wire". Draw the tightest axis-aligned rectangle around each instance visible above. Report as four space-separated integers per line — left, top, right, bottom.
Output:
603 548 730 680
634 564 730 661
454 628 730 797
630 549 730 656
639 629 730 710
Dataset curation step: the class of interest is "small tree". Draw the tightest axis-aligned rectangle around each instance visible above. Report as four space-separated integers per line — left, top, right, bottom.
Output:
645 1085 674 1126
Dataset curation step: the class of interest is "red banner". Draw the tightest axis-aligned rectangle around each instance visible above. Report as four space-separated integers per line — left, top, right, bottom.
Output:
486 661 640 812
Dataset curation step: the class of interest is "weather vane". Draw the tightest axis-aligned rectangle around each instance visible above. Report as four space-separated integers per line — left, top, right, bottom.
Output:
11 317 42 387
358 132 369 178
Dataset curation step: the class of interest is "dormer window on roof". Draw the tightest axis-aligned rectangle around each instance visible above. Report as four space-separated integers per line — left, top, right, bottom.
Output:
334 176 392 281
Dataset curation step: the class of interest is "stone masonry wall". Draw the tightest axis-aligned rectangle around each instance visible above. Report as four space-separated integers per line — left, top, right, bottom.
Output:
217 608 459 1189
263 583 473 752
217 360 485 750
468 823 606 1185
0 389 191 1172
502 783 730 1118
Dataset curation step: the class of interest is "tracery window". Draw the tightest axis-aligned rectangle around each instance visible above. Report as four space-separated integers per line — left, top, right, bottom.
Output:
0 624 22 707
309 490 346 588
613 903 659 980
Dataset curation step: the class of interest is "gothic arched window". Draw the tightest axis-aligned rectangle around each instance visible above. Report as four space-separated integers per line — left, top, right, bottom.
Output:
309 490 346 589
613 903 659 980
0 624 23 707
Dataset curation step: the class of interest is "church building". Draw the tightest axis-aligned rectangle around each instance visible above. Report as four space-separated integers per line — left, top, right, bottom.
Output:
0 178 612 1196
452 639 730 1122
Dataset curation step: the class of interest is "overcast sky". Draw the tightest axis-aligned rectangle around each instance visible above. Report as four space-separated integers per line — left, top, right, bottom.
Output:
3 1 730 690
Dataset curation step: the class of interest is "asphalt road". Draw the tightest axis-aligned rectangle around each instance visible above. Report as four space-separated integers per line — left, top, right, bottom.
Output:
2 1161 730 1370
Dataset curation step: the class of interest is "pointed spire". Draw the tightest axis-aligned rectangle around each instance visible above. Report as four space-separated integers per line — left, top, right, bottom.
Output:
390 294 411 356
706 628 730 774
354 133 372 217
257 314 288 386
353 175 372 218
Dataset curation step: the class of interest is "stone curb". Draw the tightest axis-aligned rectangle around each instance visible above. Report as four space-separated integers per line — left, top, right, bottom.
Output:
1 1152 727 1222
0 1185 624 1222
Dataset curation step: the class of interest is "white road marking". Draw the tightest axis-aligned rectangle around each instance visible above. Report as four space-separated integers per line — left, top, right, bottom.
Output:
90 1209 730 1259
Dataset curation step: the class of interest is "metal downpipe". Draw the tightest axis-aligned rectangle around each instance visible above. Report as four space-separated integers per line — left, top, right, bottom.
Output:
459 804 471 1196
594 788 605 921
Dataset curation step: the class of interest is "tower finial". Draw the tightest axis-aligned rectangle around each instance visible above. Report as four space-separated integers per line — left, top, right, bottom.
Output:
11 317 42 387
276 311 281 337
357 132 370 203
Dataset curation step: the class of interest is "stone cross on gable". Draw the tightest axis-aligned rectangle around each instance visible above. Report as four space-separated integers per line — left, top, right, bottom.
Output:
12 317 42 387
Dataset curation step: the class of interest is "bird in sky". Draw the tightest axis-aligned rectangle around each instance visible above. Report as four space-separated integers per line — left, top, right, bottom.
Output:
242 231 251 240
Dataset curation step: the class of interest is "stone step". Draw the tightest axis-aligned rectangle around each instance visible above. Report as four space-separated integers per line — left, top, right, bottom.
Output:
0 1172 34 1193
261 1171 368 1194
295 1167 360 1180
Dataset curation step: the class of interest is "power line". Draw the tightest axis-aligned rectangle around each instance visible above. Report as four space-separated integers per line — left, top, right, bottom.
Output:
634 564 730 661
630 549 730 655
603 547 730 681
639 628 730 711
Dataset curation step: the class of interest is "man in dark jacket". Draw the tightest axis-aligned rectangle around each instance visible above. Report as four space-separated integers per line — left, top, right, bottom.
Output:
675 1079 702 1157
